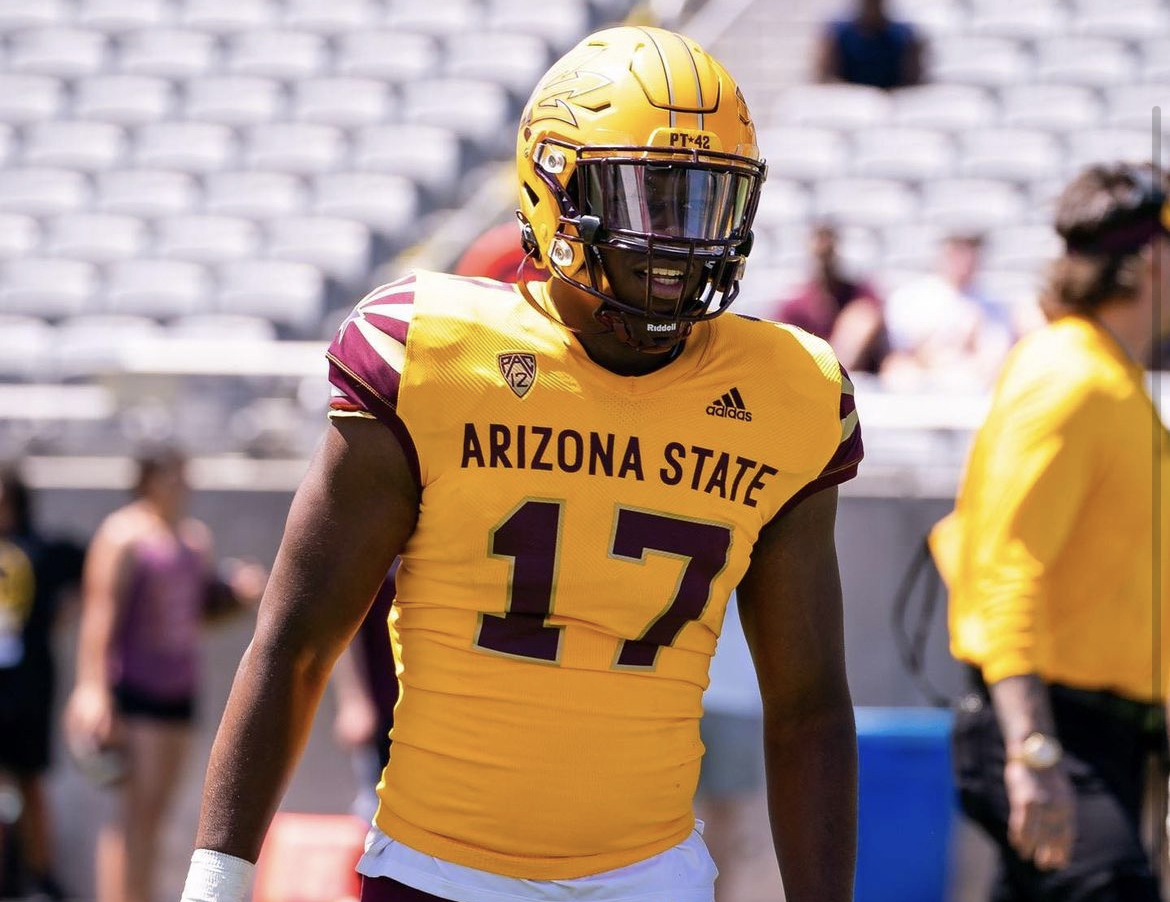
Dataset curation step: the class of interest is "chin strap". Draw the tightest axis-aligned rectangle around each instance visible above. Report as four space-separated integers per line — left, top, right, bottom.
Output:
514 274 612 338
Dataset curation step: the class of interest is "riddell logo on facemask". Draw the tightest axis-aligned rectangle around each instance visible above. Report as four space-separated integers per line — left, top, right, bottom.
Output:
707 387 752 421
646 323 677 333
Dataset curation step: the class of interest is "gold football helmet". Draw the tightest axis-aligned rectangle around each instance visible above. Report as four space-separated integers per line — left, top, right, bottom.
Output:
516 25 766 350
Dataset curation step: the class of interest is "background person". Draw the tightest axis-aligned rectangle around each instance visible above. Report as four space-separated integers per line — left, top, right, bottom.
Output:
773 221 887 374
813 0 925 90
931 162 1170 902
64 447 266 902
0 465 84 901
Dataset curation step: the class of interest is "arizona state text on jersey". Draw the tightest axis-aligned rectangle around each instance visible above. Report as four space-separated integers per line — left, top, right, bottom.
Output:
326 271 862 879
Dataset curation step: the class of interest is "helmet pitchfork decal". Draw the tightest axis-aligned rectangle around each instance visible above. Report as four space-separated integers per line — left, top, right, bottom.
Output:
498 352 537 399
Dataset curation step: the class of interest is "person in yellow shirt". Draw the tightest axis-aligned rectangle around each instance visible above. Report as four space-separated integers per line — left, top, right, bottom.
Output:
931 161 1170 902
178 25 863 902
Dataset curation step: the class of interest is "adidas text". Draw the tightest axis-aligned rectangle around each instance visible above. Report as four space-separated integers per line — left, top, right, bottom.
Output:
706 404 752 422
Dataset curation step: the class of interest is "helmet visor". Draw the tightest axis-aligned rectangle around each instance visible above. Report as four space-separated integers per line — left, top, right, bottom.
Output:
581 161 756 243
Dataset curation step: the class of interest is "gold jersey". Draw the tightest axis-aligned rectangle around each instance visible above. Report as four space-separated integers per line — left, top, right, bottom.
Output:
326 271 862 879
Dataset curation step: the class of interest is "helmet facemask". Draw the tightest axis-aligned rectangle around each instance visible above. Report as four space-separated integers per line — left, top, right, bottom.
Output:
533 140 765 351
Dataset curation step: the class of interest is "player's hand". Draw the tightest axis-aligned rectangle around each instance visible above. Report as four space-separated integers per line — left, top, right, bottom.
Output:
1004 760 1076 870
64 682 115 751
333 692 378 749
225 557 268 607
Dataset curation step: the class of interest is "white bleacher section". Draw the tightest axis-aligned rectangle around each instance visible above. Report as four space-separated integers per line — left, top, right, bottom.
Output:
0 0 1166 466
724 0 1168 331
0 0 637 459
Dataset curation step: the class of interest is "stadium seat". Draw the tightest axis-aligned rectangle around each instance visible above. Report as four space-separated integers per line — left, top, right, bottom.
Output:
1141 39 1170 84
483 0 589 53
335 30 439 82
118 28 220 79
0 215 40 260
443 32 553 99
919 178 1026 231
814 178 919 229
95 169 200 219
928 36 1032 88
0 0 70 31
1034 37 1137 87
1103 84 1170 132
224 29 328 80
351 124 461 201
751 179 813 229
133 122 237 173
400 78 512 155
243 123 346 175
0 169 90 217
168 312 278 341
0 258 99 319
183 76 285 126
74 75 176 125
1065 129 1153 174
75 0 169 32
22 121 128 172
155 215 262 264
265 216 372 283
0 76 65 126
104 258 213 318
956 129 1063 183
968 0 1069 39
890 84 998 130
982 225 1062 272
44 213 148 263
282 0 379 35
889 0 968 36
755 127 851 183
850 128 954 182
773 84 892 131
382 0 485 37
0 125 17 168
999 84 1103 131
216 259 326 334
0 315 56 381
202 170 308 220
53 313 167 378
310 173 418 241
179 0 278 34
880 223 947 271
1073 0 1170 41
8 27 109 78
292 78 394 129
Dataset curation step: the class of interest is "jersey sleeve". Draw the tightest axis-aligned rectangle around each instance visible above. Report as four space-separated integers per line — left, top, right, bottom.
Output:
325 274 420 487
776 364 864 517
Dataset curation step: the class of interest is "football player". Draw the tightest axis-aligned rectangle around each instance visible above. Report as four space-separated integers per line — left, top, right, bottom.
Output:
181 25 862 902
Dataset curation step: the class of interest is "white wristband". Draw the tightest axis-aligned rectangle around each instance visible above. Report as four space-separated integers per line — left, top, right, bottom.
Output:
180 849 255 902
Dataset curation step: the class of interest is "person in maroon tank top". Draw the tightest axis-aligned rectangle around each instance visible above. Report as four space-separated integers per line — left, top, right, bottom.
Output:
63 447 266 902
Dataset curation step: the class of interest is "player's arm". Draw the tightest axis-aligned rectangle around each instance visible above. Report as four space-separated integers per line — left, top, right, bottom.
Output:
64 516 134 752
737 485 856 902
191 416 417 869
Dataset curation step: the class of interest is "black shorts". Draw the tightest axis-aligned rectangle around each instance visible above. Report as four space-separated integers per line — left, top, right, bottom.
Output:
0 668 53 776
0 702 52 776
113 683 196 723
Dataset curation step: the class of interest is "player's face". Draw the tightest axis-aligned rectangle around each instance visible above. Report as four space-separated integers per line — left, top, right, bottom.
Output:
598 245 708 320
143 460 190 516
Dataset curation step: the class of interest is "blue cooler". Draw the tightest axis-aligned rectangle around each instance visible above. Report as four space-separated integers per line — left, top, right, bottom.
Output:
854 707 956 902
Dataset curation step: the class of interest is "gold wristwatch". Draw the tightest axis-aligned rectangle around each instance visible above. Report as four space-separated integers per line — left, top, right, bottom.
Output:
1009 732 1064 770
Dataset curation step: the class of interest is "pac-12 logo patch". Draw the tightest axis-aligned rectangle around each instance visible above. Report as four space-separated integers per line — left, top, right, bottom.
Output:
498 352 537 399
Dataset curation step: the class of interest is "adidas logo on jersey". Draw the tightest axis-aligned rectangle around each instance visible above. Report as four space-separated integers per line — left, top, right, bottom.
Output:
706 387 752 422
